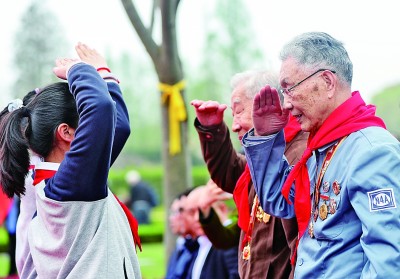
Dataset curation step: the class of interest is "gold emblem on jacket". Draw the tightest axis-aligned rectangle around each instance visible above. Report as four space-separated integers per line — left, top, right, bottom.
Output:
256 205 270 223
242 244 251 260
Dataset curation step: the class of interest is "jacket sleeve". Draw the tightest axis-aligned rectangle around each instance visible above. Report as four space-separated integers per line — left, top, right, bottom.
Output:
242 129 296 218
199 208 240 249
195 118 246 193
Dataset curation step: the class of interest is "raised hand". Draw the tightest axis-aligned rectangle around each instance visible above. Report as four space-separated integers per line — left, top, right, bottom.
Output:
53 58 80 80
253 85 289 136
75 42 108 70
190 99 227 127
189 179 232 218
199 179 232 210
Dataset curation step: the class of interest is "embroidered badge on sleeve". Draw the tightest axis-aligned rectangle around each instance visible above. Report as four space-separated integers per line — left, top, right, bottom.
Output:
368 188 397 212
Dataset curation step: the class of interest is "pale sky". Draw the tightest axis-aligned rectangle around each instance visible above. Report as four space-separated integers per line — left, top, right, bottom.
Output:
1 0 399 105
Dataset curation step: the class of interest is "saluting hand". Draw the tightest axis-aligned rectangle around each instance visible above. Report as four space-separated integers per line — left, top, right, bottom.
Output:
190 99 227 127
253 85 289 136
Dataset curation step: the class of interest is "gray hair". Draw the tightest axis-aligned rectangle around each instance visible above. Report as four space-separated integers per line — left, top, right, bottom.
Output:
280 32 353 86
230 70 281 100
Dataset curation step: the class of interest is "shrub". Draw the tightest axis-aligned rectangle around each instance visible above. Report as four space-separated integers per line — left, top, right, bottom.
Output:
108 165 210 204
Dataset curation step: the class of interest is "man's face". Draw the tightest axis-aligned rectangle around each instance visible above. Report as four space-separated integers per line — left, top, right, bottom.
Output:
230 83 253 141
280 57 332 134
169 199 184 235
180 195 204 238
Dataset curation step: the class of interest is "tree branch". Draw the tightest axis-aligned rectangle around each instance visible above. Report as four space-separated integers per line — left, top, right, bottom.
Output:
120 0 159 63
149 0 159 34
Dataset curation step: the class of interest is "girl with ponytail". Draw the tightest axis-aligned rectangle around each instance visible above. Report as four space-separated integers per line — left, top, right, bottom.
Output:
0 43 141 278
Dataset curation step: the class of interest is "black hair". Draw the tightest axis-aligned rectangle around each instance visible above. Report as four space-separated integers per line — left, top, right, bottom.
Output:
22 89 38 106
0 82 78 198
0 89 36 120
176 187 196 200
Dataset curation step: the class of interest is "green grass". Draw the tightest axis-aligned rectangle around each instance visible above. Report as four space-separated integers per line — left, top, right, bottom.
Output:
136 206 166 278
137 242 165 279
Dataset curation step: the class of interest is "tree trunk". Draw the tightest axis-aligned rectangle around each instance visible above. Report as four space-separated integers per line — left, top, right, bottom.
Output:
120 0 191 265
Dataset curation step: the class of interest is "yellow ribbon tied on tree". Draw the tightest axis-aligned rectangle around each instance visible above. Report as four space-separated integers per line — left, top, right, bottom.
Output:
159 80 187 155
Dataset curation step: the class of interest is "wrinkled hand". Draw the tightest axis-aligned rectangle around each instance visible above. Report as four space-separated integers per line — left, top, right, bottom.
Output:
75 42 108 70
253 85 289 136
190 100 227 127
53 58 80 80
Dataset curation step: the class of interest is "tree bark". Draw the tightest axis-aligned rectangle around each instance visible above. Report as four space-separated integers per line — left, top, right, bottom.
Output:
120 0 191 265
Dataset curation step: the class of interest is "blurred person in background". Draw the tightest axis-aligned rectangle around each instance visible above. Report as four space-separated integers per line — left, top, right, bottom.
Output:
165 188 200 279
126 170 159 224
196 179 240 250
166 185 240 279
189 180 240 278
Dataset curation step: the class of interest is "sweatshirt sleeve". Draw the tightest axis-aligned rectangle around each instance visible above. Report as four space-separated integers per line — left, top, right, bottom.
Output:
106 81 130 166
45 63 115 201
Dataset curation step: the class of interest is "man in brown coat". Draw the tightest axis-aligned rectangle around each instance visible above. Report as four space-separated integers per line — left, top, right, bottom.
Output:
191 70 308 278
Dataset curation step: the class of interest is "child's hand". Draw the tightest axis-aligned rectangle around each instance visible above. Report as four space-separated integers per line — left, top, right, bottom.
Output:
53 58 80 80
75 42 108 71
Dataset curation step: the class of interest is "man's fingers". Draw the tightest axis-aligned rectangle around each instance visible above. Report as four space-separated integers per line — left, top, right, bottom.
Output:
260 85 268 106
270 87 281 110
217 104 228 113
253 92 261 111
197 101 221 112
190 99 203 108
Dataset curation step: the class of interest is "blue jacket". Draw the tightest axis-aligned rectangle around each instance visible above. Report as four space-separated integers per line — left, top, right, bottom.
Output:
242 127 400 278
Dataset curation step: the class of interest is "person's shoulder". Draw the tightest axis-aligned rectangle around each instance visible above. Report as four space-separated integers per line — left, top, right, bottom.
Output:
356 127 399 147
343 127 400 166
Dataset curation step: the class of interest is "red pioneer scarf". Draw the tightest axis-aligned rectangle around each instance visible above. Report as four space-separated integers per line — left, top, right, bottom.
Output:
233 115 302 233
281 91 386 240
233 164 252 232
33 169 142 252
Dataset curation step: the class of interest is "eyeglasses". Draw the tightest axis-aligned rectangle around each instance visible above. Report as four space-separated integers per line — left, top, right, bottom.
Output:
280 69 336 96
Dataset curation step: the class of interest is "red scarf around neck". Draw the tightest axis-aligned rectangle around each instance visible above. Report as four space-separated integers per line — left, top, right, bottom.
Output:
33 169 142 252
233 115 302 233
281 91 386 239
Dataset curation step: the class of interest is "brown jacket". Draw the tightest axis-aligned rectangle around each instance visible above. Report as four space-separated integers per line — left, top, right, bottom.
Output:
195 119 308 279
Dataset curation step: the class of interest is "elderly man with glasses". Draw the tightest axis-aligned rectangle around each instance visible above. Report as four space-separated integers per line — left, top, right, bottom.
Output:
242 32 400 278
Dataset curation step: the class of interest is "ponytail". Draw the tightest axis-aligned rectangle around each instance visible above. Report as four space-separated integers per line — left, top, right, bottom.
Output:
0 108 31 198
0 82 77 198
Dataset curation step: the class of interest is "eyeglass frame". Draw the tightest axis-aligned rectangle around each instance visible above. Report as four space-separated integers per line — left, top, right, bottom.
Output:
280 68 336 96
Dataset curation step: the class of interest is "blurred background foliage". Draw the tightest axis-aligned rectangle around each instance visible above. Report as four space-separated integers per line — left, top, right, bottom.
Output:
372 84 400 139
